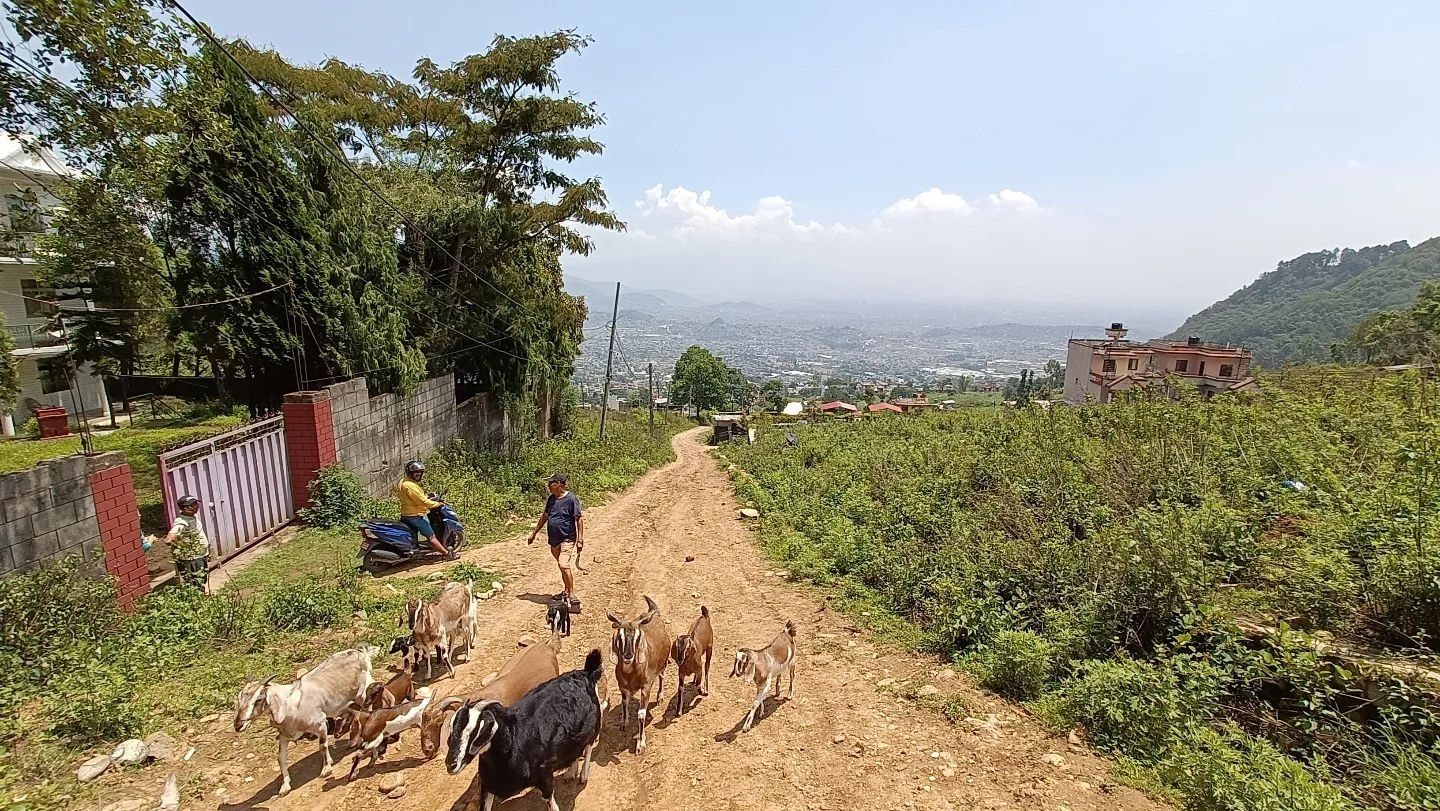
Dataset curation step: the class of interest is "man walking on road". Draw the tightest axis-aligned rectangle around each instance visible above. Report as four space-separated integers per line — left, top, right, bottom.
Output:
528 473 583 606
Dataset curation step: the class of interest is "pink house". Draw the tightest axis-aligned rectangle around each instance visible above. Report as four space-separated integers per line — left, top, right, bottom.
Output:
1063 323 1256 405
867 402 903 414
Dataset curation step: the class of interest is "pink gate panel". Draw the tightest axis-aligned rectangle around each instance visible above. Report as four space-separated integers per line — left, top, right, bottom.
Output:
157 416 293 561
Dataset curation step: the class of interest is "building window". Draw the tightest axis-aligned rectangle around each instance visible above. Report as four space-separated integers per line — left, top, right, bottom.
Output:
1199 361 1207 376
37 358 69 394
1102 358 1116 373
20 279 57 319
1127 358 1138 370
1220 364 1234 378
1175 359 1189 373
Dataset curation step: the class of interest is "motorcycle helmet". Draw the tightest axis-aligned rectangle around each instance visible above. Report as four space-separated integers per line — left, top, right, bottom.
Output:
405 460 425 475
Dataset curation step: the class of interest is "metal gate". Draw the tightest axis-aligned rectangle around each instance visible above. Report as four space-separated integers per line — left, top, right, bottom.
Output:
157 416 293 561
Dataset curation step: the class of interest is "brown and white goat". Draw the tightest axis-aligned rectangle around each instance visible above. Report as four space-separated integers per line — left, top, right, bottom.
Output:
670 605 713 714
730 620 798 732
233 645 375 796
608 595 671 753
418 635 561 760
330 668 416 740
401 580 478 680
344 686 433 779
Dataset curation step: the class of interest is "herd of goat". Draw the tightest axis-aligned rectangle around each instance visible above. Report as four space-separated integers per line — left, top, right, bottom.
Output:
232 579 799 810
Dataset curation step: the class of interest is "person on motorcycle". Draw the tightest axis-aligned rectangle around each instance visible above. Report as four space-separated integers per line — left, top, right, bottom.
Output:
395 461 456 560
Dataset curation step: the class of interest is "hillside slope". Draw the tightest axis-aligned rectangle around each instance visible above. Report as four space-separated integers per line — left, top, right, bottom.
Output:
1167 238 1440 365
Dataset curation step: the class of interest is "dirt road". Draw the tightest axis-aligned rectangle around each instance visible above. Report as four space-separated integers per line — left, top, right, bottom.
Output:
203 429 1164 811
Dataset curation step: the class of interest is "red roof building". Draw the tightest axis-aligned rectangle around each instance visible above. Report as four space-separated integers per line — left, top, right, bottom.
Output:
818 400 859 413
867 402 903 414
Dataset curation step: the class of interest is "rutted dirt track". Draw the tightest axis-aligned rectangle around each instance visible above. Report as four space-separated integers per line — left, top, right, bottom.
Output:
205 429 1165 811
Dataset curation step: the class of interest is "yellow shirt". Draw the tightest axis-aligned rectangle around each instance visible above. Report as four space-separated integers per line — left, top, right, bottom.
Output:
396 479 440 517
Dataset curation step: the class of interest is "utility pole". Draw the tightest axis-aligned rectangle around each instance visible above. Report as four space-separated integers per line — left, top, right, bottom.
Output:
647 362 655 436
598 282 620 441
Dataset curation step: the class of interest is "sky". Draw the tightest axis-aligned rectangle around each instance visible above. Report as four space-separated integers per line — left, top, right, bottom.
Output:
187 0 1440 317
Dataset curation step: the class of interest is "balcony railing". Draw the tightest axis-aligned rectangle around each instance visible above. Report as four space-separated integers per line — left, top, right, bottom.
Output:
4 323 65 350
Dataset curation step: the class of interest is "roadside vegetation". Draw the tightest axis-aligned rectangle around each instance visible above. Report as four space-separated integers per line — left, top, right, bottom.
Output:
0 411 686 809
725 373 1440 810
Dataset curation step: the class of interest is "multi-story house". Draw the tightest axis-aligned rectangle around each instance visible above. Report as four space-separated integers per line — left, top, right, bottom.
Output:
0 134 109 435
1063 323 1256 405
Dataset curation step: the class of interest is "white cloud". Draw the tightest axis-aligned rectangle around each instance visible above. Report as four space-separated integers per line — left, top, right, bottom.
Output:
986 188 1043 213
635 184 843 236
1346 157 1366 170
880 187 975 218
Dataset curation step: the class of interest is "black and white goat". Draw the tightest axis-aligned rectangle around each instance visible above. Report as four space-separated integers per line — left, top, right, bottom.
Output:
445 649 605 811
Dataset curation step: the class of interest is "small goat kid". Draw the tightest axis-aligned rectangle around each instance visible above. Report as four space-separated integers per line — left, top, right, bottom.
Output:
730 620 798 732
609 595 671 753
669 605 713 714
400 580 478 679
446 650 606 811
345 686 434 780
233 645 375 796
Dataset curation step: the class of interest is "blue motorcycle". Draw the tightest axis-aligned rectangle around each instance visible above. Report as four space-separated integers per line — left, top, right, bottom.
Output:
358 490 464 572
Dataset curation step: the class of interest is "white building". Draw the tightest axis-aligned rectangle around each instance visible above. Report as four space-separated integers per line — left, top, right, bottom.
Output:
0 135 109 435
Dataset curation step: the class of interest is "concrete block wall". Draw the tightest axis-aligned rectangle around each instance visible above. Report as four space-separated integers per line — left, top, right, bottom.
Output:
456 392 513 454
0 451 149 609
324 375 460 497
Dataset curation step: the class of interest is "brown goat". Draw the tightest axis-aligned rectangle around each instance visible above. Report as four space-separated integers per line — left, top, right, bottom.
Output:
609 595 671 753
730 620 798 733
418 636 560 760
344 687 433 780
670 605 713 715
401 581 477 681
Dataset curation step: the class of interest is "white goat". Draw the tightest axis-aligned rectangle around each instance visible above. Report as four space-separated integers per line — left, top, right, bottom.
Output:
234 645 376 796
403 580 478 679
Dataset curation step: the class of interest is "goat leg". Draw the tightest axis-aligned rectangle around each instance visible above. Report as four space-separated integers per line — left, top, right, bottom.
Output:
702 651 712 696
277 737 292 796
788 662 796 699
480 792 495 811
579 739 596 784
635 688 649 753
742 678 770 733
318 728 336 778
538 773 559 811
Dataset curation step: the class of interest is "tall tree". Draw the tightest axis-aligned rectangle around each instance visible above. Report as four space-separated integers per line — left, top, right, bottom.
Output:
671 345 731 417
0 312 18 412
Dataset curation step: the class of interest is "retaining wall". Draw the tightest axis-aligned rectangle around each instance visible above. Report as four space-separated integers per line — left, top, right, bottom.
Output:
324 375 459 497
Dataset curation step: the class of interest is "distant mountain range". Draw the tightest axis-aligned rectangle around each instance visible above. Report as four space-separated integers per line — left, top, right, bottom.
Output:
565 275 770 322
1167 237 1440 365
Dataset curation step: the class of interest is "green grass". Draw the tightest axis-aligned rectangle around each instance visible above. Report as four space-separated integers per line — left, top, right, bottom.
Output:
0 407 247 531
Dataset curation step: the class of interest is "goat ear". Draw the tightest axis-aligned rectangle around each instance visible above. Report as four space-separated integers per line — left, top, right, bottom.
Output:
606 612 622 627
643 595 659 613
638 609 658 626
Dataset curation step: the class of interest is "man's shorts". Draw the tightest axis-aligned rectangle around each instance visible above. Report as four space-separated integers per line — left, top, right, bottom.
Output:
402 515 435 539
550 540 577 570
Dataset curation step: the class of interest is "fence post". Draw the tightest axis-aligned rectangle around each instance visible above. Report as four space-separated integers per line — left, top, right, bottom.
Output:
87 456 149 610
281 390 337 512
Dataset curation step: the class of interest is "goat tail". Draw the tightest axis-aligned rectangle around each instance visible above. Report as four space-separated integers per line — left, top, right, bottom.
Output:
700 605 710 618
784 620 797 639
583 648 603 680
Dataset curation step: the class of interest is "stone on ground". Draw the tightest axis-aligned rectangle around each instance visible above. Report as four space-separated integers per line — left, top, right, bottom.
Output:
76 753 112 782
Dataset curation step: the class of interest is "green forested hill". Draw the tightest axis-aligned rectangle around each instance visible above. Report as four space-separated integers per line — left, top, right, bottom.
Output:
1166 238 1440 365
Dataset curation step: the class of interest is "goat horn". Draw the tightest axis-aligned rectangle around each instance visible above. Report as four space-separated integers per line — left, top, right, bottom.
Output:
643 595 659 612
434 696 466 714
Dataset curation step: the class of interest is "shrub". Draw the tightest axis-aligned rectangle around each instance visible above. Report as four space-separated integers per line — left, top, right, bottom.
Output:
0 559 123 685
1155 724 1355 811
1037 657 1219 759
971 630 1053 700
263 573 356 631
299 465 372 529
42 658 143 745
1358 739 1440 811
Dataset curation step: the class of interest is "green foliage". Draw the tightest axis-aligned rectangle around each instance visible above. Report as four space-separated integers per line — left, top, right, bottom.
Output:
263 571 358 631
1347 280 1440 367
1169 238 1440 366
970 630 1053 700
671 345 745 414
0 312 17 411
728 375 1440 809
1153 724 1356 811
299 465 372 529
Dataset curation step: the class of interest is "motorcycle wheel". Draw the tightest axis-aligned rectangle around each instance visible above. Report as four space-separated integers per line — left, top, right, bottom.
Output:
447 529 465 553
362 551 393 573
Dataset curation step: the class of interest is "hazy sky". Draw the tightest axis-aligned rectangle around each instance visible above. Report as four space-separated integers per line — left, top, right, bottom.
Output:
188 0 1440 313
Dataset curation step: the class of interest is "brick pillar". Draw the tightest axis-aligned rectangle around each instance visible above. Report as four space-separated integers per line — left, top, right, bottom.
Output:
87 459 149 610
282 390 337 512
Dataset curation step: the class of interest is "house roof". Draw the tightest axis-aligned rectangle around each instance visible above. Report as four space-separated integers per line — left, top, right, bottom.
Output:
868 402 903 413
819 400 858 412
892 398 936 407
0 133 78 178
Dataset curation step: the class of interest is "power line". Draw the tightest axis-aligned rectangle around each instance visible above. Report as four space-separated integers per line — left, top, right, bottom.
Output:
0 281 290 312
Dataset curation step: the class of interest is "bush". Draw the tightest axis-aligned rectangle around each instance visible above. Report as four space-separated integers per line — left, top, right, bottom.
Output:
1359 740 1440 811
1037 657 1219 759
300 465 372 529
263 571 358 631
971 630 1053 700
41 658 143 745
1154 724 1355 811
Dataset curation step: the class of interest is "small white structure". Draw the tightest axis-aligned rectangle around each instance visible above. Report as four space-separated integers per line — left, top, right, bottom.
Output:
780 401 803 416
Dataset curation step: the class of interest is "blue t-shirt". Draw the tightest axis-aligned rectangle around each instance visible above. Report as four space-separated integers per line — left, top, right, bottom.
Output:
544 492 582 545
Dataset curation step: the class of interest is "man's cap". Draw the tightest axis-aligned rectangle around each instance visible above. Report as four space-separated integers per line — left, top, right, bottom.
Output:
547 473 568 485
